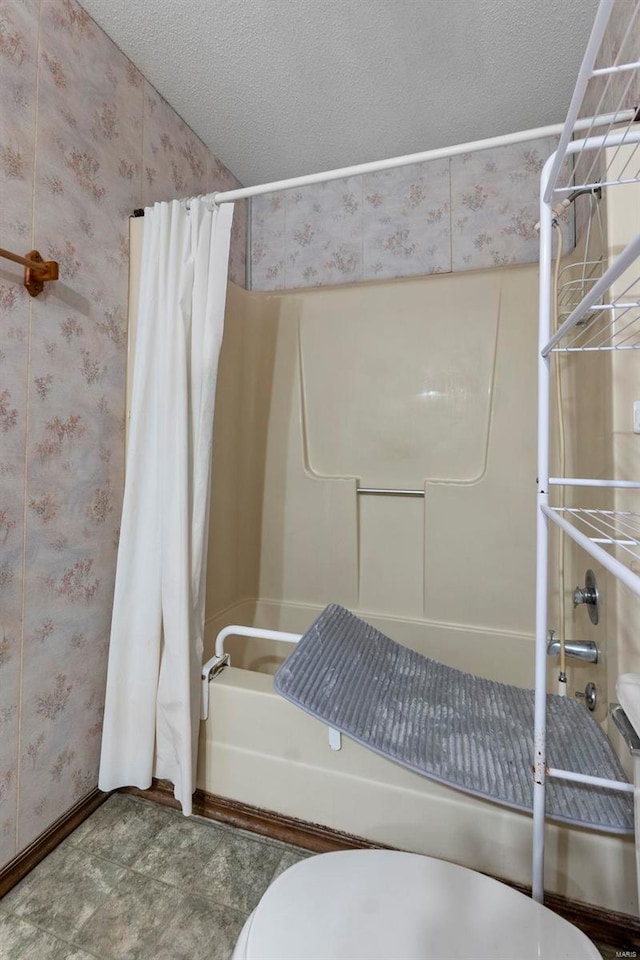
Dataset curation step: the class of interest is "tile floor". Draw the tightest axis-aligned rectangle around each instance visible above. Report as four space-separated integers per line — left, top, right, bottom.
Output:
0 793 627 959
0 794 309 960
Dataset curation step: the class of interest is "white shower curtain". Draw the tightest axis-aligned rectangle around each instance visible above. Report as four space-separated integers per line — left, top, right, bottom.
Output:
99 198 234 814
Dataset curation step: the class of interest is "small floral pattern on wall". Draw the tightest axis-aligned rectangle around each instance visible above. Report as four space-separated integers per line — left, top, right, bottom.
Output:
363 160 451 279
251 136 574 290
142 87 246 286
0 0 39 870
450 137 570 271
0 0 247 870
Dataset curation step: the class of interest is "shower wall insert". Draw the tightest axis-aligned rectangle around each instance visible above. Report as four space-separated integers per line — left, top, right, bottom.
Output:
195 0 640 910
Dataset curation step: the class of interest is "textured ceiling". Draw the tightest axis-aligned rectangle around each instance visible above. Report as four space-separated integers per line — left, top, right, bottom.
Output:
80 0 599 187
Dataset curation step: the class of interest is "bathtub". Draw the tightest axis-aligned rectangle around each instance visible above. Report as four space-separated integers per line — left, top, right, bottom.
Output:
197 599 637 915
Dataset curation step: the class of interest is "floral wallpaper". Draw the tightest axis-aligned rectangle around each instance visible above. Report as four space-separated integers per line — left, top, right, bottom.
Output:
250 136 573 290
0 0 246 872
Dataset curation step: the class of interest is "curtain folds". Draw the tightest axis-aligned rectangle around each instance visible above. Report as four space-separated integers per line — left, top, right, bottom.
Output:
99 198 234 814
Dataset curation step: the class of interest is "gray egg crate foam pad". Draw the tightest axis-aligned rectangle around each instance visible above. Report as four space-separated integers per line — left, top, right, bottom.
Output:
273 604 633 834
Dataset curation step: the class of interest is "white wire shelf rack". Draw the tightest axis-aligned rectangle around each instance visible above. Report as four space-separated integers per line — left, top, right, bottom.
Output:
534 0 640 905
544 0 640 202
542 217 640 354
549 296 640 351
542 506 640 597
568 128 640 196
557 259 606 325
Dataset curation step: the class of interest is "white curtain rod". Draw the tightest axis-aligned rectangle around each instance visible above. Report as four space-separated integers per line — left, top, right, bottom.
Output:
205 111 636 205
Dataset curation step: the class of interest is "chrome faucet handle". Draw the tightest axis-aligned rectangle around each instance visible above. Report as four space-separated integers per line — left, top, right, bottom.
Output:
572 569 599 625
573 586 597 606
575 682 597 712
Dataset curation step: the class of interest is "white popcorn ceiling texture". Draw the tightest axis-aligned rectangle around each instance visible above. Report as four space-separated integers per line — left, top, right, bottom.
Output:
80 0 598 187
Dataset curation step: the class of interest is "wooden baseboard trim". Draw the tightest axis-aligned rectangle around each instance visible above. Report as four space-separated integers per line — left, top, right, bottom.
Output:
124 779 390 853
127 780 639 949
509 880 640 949
0 788 110 898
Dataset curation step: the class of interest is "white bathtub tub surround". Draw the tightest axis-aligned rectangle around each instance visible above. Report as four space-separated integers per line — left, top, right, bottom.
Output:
197 605 638 914
194 16 639 909
100 199 234 815
203 600 538 685
272 604 633 832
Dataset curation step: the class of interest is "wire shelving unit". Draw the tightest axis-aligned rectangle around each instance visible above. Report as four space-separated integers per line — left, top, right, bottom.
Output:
535 0 640 902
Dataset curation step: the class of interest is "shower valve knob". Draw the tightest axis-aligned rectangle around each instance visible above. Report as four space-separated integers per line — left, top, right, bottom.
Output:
572 569 599 625
573 586 597 606
575 682 598 712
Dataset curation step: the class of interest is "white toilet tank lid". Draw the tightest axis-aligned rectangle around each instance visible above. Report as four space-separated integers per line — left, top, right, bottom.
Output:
244 850 601 960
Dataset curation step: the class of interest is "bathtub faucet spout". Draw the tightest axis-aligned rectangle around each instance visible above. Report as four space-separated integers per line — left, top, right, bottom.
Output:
546 638 598 664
